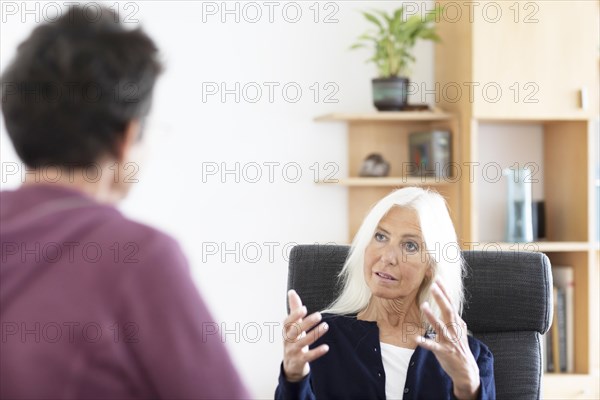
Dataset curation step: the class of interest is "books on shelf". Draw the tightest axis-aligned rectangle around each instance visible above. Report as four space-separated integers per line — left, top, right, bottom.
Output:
543 266 574 373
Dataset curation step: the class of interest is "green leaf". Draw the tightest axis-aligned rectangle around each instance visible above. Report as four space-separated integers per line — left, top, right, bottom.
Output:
374 10 393 25
357 33 377 42
393 7 404 22
419 30 441 42
361 11 384 32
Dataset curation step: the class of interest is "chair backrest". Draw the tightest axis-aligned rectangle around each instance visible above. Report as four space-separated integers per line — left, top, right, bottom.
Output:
287 245 553 400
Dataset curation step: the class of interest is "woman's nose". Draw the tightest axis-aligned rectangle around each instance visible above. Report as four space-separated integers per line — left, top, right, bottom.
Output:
381 245 398 266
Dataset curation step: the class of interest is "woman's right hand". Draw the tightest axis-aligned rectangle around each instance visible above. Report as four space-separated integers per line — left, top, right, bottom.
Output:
282 289 330 382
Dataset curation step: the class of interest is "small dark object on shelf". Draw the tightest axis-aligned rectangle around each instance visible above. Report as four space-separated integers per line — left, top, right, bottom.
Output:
532 201 546 240
359 154 390 177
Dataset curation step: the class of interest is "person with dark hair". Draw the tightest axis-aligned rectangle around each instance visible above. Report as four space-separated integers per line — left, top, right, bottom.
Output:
0 6 249 399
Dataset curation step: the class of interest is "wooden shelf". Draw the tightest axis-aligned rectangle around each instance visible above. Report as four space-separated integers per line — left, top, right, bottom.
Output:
316 177 453 187
314 111 454 122
475 116 594 123
543 373 600 399
475 242 592 252
544 373 597 378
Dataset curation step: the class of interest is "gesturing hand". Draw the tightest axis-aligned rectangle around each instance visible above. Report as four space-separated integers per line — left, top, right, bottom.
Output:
416 281 481 400
282 289 330 383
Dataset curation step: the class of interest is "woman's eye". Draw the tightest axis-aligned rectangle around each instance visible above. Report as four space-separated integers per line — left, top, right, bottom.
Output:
404 241 419 253
374 232 386 242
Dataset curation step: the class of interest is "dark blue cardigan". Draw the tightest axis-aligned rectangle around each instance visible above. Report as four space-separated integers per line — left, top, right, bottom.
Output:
275 314 495 400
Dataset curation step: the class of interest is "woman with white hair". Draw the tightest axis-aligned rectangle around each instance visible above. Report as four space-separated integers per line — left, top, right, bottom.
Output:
275 187 495 399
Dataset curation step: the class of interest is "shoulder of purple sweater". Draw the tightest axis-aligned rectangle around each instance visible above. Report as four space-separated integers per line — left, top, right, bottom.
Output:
104 213 180 250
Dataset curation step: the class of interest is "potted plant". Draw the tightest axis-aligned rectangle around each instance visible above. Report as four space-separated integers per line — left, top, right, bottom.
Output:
351 6 442 111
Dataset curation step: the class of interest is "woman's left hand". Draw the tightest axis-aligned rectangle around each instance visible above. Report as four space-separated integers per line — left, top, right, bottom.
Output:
416 280 481 400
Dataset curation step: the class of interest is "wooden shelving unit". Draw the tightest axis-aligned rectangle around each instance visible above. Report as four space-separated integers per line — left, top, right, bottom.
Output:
434 1 600 398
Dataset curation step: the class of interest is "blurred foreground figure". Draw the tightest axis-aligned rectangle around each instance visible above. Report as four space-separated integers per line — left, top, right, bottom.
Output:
0 6 249 399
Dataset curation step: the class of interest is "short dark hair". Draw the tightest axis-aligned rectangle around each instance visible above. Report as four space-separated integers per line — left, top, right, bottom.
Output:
1 5 163 167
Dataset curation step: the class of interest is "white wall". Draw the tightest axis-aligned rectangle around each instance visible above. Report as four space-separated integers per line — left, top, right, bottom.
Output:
0 1 435 397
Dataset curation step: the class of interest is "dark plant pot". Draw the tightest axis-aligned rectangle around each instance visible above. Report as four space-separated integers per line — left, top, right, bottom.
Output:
372 77 409 111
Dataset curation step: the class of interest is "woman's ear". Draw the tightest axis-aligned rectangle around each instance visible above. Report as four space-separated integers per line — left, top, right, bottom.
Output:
115 119 142 163
425 265 433 279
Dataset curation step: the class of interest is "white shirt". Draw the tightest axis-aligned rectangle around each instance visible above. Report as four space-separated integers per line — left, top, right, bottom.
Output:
380 342 416 400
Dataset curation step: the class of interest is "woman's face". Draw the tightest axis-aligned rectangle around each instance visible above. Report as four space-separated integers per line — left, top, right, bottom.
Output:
363 206 432 301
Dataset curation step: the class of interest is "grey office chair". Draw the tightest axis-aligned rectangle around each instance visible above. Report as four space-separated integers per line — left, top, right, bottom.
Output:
287 245 553 400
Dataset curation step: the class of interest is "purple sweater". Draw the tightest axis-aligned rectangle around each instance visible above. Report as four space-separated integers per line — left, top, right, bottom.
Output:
0 184 249 399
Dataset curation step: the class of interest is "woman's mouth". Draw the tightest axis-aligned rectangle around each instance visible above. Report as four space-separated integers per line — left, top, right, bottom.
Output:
375 271 397 281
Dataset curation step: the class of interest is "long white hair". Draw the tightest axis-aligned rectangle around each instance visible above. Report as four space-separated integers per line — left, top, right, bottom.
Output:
322 187 465 331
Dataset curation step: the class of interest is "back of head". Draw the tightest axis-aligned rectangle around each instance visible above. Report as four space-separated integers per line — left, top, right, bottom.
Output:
1 5 162 168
